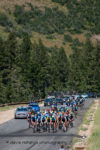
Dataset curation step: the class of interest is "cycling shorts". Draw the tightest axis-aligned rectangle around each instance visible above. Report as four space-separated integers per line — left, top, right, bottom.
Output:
47 119 50 122
62 118 65 122
32 118 36 122
42 119 45 123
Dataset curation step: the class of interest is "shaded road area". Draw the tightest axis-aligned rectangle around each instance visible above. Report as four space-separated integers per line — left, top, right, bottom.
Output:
0 98 94 150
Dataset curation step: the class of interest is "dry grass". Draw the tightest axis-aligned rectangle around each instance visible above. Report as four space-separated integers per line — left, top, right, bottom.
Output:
0 0 68 12
31 32 72 56
91 34 100 46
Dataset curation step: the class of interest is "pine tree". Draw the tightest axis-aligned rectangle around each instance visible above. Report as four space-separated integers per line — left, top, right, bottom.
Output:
57 47 70 89
32 39 49 98
93 41 100 93
0 37 6 103
83 38 96 92
5 32 18 102
0 33 18 103
49 47 70 92
19 33 32 101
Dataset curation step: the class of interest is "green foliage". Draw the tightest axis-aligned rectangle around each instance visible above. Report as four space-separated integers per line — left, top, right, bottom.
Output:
52 0 68 5
52 0 100 34
0 33 18 103
14 5 31 25
87 103 100 150
0 12 13 27
0 32 70 103
13 4 67 35
64 34 72 42
68 38 100 93
0 30 100 103
13 29 27 38
70 38 83 50
46 35 55 39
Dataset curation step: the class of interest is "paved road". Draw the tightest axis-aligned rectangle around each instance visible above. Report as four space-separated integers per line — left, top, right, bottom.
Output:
0 98 94 150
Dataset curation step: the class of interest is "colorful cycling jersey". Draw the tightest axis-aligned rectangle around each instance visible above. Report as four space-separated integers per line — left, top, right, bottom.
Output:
70 114 73 120
75 106 78 111
37 117 41 123
42 116 46 122
27 113 31 119
66 111 69 115
47 117 51 122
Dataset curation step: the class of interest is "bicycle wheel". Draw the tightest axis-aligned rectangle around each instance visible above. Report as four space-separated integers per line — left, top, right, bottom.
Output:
33 125 35 133
70 121 73 128
47 123 50 132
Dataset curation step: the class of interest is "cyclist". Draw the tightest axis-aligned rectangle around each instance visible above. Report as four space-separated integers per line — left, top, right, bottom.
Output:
31 114 37 132
37 115 41 132
69 112 74 127
74 104 78 118
58 114 62 129
31 109 35 115
46 115 51 132
27 111 32 128
65 112 69 129
83 98 85 105
62 114 66 132
51 115 56 132
41 114 46 131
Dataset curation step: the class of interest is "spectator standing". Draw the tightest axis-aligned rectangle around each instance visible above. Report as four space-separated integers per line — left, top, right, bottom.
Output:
66 145 72 150
59 145 65 150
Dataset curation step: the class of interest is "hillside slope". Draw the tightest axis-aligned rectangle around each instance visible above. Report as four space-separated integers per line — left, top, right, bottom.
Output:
0 0 100 55
0 0 100 103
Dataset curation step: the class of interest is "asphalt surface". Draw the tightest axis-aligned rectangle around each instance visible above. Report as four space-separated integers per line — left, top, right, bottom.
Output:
0 98 94 150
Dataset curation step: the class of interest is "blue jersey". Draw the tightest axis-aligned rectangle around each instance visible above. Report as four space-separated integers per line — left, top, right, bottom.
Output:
37 116 41 123
42 116 46 122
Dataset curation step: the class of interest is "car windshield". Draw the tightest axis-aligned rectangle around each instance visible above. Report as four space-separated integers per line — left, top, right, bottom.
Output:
28 107 32 110
28 107 32 109
17 108 28 111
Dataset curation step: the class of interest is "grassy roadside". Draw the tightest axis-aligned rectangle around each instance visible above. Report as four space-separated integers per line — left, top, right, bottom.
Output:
87 102 100 150
72 102 95 146
72 100 100 149
0 104 27 111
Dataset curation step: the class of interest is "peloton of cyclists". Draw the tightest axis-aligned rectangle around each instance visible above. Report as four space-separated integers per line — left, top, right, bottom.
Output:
27 96 85 133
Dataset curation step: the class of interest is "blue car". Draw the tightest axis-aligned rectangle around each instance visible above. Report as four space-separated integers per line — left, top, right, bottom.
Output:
44 98 55 106
56 98 63 105
28 103 40 112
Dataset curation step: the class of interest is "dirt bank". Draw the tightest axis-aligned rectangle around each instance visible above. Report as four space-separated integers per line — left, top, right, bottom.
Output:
0 103 44 125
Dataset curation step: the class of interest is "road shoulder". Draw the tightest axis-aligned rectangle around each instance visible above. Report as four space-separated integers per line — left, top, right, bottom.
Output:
73 99 99 150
